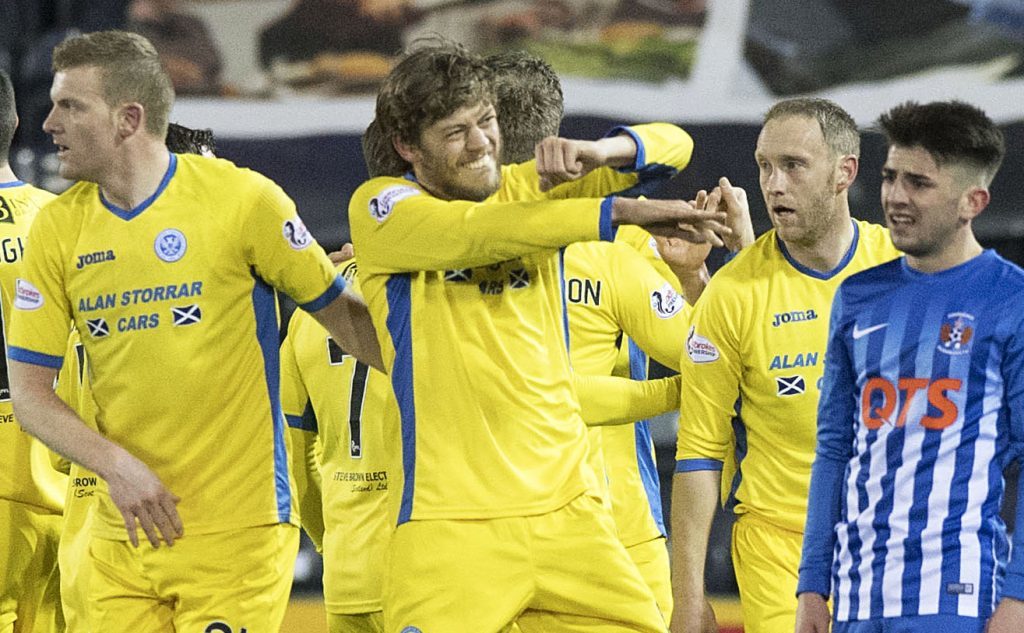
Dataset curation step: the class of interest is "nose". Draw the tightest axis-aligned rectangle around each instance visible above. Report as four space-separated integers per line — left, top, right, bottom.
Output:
883 177 908 208
466 124 489 152
42 105 59 135
763 164 786 196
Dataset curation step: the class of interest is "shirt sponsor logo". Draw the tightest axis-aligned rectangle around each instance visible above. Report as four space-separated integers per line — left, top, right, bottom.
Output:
946 582 974 595
14 278 43 310
566 278 601 305
154 229 187 263
0 237 25 263
171 304 202 326
651 282 684 319
76 249 116 269
775 375 805 396
771 309 818 328
861 376 962 430
86 317 110 337
769 352 818 370
937 312 975 355
686 326 719 363
282 217 313 250
369 185 420 223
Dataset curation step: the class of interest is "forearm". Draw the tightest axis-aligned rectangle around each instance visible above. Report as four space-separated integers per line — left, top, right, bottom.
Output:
796 452 846 598
10 360 127 482
674 264 710 306
312 289 384 372
671 470 722 602
575 374 681 426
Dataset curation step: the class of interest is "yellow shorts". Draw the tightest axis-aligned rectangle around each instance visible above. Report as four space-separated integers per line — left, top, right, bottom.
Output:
328 611 384 633
731 514 802 633
0 499 63 633
59 486 96 632
88 523 298 633
384 494 665 633
626 536 673 624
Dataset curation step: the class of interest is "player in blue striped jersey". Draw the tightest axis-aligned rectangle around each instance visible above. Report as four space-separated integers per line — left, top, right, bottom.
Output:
797 101 1024 633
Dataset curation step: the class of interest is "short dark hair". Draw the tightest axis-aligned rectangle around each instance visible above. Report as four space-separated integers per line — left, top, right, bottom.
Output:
53 30 174 137
486 50 563 164
765 97 860 158
361 117 408 178
877 100 1005 185
165 122 216 156
375 40 494 148
0 69 15 163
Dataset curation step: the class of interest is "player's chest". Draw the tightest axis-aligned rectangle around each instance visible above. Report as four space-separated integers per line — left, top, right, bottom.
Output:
435 256 549 301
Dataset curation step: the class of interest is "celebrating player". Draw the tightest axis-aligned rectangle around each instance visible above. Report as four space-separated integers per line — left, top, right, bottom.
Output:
7 30 378 632
796 100 1024 633
671 98 900 633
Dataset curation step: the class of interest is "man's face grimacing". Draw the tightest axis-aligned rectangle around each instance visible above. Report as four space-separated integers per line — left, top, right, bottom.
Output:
755 115 848 249
401 101 502 202
881 144 979 260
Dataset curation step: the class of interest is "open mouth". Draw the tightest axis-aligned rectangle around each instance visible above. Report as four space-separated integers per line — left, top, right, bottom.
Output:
462 155 493 171
887 213 915 226
772 205 797 217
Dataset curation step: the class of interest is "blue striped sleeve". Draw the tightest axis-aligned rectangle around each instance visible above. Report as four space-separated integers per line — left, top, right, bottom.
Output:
299 274 346 312
1001 309 1024 600
8 346 64 369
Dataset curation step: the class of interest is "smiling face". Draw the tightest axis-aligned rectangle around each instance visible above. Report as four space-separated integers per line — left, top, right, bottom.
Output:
43 65 120 183
755 115 847 249
881 144 979 261
398 101 502 202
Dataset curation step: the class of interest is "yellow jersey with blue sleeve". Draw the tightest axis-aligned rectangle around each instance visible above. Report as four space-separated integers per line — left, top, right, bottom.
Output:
8 153 346 539
675 220 898 533
614 224 683 295
351 122 692 523
0 180 66 513
280 258 392 615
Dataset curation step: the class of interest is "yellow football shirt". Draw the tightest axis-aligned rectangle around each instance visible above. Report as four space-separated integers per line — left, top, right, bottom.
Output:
9 153 345 538
0 180 66 513
676 220 899 532
280 259 392 614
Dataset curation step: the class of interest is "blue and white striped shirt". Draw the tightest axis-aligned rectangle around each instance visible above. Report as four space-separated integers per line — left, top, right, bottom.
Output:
798 250 1024 621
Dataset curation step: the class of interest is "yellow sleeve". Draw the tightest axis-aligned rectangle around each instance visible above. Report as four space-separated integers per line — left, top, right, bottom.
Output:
675 274 743 469
575 374 681 426
349 178 613 275
605 243 688 371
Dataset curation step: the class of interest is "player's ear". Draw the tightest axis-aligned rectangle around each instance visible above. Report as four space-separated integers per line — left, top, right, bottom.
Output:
959 186 990 222
392 135 420 165
835 154 858 193
117 102 144 139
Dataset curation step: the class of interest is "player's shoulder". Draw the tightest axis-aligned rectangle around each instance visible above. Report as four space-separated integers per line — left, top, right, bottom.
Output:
853 219 900 262
983 250 1024 292
712 229 780 281
350 176 428 223
174 153 267 189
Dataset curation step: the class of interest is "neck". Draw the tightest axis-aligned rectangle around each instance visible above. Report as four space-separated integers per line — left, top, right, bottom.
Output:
98 141 170 210
783 212 855 273
906 227 983 274
0 163 17 184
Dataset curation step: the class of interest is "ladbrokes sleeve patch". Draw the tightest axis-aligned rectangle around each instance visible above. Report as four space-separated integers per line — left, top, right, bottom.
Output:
686 326 719 363
14 278 44 310
283 216 314 250
369 186 420 223
650 282 684 319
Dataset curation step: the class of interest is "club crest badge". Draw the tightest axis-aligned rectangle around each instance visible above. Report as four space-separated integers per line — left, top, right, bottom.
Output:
650 282 683 319
283 217 313 250
369 185 420 223
155 229 187 263
938 312 975 356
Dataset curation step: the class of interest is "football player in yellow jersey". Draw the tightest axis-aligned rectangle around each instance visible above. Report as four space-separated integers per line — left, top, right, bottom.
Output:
53 122 218 633
670 98 901 633
0 68 66 633
7 31 379 633
355 44 730 633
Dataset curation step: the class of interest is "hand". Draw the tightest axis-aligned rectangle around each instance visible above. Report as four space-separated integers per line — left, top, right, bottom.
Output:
987 597 1024 633
104 448 183 548
670 596 717 633
328 243 355 265
707 177 754 252
534 137 606 192
654 190 712 274
795 593 831 633
612 197 731 248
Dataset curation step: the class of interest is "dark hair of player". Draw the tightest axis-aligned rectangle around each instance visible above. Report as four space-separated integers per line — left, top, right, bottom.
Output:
361 117 408 178
765 97 860 158
486 50 563 164
0 70 16 163
375 38 494 148
877 100 1005 185
165 122 216 156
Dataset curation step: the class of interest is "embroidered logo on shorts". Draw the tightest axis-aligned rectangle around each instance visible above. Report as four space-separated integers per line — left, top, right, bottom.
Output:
650 282 683 319
154 229 187 263
282 217 313 250
14 278 43 310
686 326 719 363
369 185 420 223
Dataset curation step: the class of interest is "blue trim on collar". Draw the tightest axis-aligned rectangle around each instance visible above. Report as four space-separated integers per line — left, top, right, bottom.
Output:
0 180 25 189
777 220 860 280
100 152 177 221
403 171 417 183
